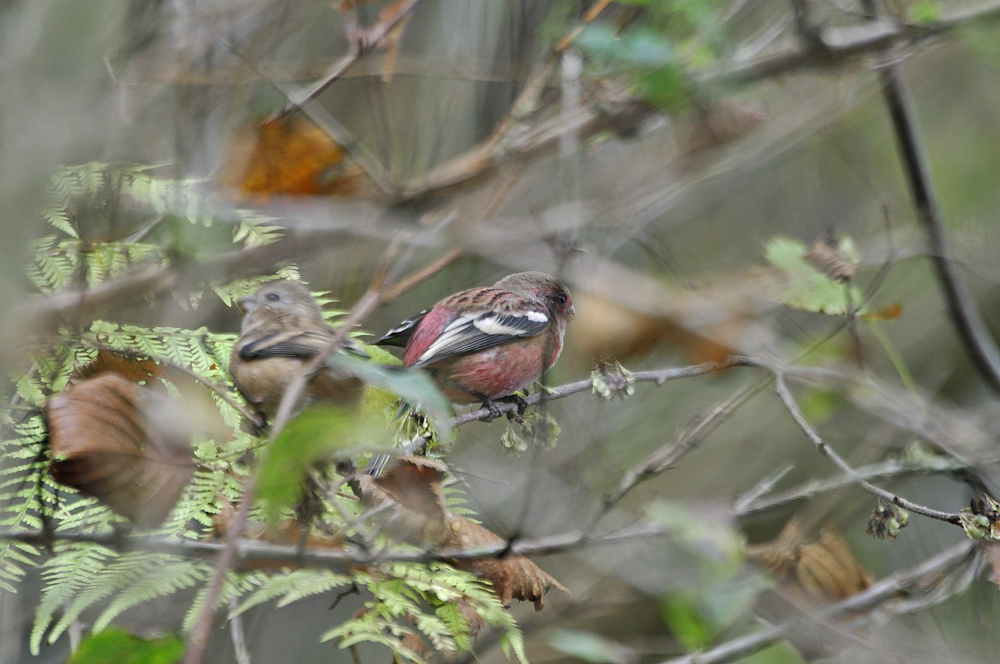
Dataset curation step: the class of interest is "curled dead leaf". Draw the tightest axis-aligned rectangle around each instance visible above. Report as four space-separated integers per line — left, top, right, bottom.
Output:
805 235 859 283
745 518 872 602
46 373 196 527
352 457 569 610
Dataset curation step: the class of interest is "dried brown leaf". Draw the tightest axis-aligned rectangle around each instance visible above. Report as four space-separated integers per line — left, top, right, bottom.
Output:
746 518 872 602
353 457 569 610
47 373 196 527
75 349 161 383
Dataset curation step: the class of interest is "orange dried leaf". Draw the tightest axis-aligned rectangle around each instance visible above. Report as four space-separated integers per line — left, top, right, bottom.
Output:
47 373 196 527
218 115 368 202
75 349 161 383
569 292 736 365
861 303 903 321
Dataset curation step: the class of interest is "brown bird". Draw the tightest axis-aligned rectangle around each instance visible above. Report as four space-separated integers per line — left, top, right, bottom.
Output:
230 280 365 422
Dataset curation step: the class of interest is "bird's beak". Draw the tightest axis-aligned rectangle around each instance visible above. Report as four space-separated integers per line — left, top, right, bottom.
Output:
567 304 576 321
237 295 255 314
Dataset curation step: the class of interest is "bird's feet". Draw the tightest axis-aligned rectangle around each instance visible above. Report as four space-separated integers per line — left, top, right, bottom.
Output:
499 394 529 419
481 398 504 423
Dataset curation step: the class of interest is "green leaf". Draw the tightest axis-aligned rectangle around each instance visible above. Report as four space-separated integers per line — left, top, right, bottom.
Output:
798 386 841 424
645 501 743 575
69 628 184 664
258 405 380 521
737 641 808 664
764 236 865 316
327 353 453 440
546 629 631 664
661 592 714 651
636 65 689 110
907 0 940 24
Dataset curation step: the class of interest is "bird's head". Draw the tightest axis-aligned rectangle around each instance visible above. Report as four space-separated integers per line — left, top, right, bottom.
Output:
238 280 325 329
495 271 575 321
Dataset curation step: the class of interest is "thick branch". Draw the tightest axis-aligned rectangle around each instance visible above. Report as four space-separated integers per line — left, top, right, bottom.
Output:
0 523 669 569
870 35 1000 393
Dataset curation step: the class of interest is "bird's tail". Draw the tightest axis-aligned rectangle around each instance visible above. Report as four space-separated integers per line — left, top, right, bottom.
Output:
362 453 391 478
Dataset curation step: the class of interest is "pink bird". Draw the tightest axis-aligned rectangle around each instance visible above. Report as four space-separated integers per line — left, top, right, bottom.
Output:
375 271 575 418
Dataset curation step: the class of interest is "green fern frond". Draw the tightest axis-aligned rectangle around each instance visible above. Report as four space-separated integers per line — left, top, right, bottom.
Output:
92 556 212 633
236 569 353 615
31 542 117 654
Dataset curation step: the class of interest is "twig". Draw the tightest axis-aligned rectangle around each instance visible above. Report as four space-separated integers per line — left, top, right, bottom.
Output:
734 455 971 516
654 539 979 664
697 0 1000 85
773 373 962 524
281 0 428 114
395 0 625 200
228 595 251 664
604 375 766 508
379 247 462 302
453 359 749 426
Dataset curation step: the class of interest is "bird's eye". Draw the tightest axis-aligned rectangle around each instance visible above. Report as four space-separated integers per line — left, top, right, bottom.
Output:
555 293 567 306
265 292 281 302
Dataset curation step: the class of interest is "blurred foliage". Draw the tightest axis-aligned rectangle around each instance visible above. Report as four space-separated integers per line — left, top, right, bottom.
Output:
764 237 865 317
4 0 1000 662
577 0 726 109
68 627 184 664
1 162 523 663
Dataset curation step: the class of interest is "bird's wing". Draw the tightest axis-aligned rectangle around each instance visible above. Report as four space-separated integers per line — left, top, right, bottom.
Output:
236 316 333 360
406 303 549 368
374 308 430 347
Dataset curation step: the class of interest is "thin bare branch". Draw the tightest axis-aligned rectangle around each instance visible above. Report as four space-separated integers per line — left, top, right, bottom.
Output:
281 0 428 114
734 455 971 517
698 0 1000 85
605 375 766 508
453 358 750 426
655 539 980 664
774 373 962 524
